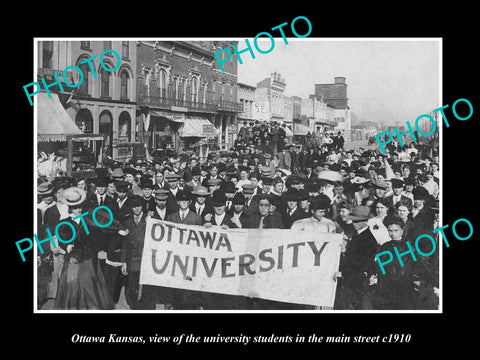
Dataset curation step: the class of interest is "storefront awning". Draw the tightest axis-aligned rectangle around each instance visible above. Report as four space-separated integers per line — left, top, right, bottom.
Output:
37 92 83 142
149 110 185 123
285 125 293 136
293 123 311 135
179 116 215 138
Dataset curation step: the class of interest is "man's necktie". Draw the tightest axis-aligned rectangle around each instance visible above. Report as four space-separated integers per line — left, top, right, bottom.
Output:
197 207 201 215
259 216 265 229
181 212 185 221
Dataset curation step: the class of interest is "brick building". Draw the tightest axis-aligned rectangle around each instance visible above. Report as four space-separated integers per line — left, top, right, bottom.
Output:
136 40 242 152
37 40 137 161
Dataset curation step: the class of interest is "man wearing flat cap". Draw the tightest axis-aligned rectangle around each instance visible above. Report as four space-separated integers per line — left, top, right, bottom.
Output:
368 179 393 215
151 189 170 220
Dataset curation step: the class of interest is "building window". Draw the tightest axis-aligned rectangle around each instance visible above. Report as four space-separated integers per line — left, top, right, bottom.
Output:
78 62 89 95
104 41 112 51
122 41 129 59
80 41 91 50
191 77 198 104
101 69 110 98
120 71 129 100
42 41 53 69
159 69 167 98
118 111 131 142
144 70 151 97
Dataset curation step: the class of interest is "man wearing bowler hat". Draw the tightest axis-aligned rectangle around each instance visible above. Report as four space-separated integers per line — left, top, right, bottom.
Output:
230 192 250 228
112 180 133 225
185 166 202 192
336 205 377 309
282 188 307 229
140 178 156 216
166 190 203 309
121 195 155 310
203 190 237 229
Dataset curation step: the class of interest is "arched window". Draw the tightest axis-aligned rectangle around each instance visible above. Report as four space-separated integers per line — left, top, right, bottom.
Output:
78 61 89 95
191 77 198 104
118 111 131 142
120 71 129 100
101 68 110 98
75 108 93 133
99 110 113 156
159 69 167 98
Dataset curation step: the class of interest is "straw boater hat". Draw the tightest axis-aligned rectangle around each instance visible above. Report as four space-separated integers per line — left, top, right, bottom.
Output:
192 186 210 197
317 170 344 184
38 182 54 196
57 187 87 206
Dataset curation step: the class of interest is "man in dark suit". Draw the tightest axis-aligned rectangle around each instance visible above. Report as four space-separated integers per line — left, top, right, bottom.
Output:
203 190 237 229
336 205 377 310
410 186 435 241
245 194 285 229
385 178 413 211
165 190 203 309
282 188 308 229
189 186 213 222
85 177 116 271
165 173 181 214
185 166 202 192
229 192 250 228
120 195 155 310
151 189 170 221
153 170 170 191
242 183 260 217
111 181 133 225
201 163 222 187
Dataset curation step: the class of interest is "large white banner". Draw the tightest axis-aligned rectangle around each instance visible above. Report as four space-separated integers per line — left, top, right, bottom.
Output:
139 218 342 307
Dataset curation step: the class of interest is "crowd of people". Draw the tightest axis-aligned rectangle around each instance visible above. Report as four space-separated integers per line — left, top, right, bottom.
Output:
36 122 439 311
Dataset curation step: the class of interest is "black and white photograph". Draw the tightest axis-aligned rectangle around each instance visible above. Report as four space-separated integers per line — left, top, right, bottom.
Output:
6 7 479 354
33 38 441 312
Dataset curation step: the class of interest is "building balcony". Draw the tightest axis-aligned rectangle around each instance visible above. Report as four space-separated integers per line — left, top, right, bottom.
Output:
137 87 243 113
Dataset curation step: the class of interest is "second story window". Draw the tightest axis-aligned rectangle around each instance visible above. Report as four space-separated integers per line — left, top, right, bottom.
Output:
101 68 110 98
42 41 53 69
78 61 89 95
122 41 129 59
159 70 167 98
80 41 91 50
120 71 129 100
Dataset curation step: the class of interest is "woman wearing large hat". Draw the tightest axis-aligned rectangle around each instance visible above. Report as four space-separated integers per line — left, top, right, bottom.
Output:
54 187 128 310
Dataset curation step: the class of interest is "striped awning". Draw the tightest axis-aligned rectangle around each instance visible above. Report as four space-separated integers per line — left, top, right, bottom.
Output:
179 116 215 138
37 92 83 142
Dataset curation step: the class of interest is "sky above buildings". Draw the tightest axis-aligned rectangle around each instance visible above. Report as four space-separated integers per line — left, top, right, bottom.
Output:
236 38 440 126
